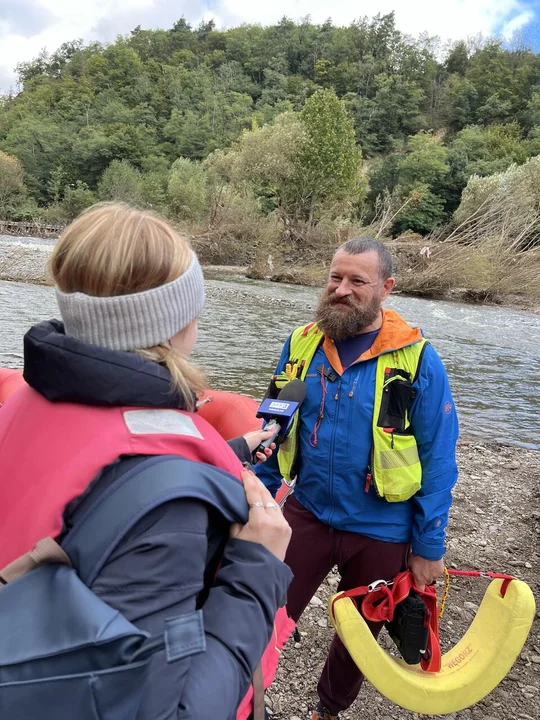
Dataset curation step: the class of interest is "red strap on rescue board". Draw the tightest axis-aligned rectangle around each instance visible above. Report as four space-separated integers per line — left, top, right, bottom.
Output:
330 569 517 674
446 569 515 597
331 570 441 672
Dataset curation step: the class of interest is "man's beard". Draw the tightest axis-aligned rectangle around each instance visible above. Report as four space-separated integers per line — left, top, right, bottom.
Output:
315 290 381 341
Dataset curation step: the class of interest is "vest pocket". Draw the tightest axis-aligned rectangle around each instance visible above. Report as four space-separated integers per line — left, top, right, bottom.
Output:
374 433 421 502
377 370 414 432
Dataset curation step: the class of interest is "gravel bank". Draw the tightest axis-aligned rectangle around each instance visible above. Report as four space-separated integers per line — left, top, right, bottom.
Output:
0 239 53 285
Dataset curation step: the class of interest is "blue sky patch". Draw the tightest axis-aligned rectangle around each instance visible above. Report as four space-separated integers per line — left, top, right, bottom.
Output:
496 1 540 51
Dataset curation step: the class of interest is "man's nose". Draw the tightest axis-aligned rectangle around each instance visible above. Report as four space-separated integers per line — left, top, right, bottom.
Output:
334 280 352 297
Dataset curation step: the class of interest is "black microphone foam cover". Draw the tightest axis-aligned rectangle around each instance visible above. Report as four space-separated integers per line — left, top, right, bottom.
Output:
276 378 307 405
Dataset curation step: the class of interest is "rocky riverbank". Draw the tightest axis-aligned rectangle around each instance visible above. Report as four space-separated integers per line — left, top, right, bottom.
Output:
2 236 538 313
269 440 540 720
0 238 54 285
0 239 252 288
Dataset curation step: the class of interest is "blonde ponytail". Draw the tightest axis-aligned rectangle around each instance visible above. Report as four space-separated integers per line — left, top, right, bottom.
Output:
136 344 207 412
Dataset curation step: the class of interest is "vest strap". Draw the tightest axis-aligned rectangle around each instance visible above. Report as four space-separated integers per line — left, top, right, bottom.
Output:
251 663 266 720
0 538 70 585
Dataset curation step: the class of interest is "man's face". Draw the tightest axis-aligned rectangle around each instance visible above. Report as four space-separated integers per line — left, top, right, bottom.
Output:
315 250 395 341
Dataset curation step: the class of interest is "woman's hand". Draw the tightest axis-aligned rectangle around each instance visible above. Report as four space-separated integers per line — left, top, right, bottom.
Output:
242 428 277 463
230 470 291 562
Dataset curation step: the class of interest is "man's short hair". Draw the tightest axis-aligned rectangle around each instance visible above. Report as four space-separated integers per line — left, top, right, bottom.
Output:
339 237 394 280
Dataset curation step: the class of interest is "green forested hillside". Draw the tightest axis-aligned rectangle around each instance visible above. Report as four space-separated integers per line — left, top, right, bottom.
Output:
0 13 539 240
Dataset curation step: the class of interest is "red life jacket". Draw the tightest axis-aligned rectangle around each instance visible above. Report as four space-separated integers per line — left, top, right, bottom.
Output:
0 385 295 720
0 386 245 568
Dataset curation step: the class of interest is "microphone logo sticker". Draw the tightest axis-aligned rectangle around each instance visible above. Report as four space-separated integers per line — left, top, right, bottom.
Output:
269 401 291 411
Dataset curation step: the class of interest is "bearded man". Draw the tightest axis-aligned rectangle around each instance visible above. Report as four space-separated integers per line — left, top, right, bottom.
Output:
256 237 459 720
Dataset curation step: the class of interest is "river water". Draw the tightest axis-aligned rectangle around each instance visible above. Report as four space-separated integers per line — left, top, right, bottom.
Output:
0 264 538 449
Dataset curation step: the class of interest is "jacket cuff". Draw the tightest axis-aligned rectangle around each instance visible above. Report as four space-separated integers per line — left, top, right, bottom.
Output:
227 436 252 464
411 537 446 561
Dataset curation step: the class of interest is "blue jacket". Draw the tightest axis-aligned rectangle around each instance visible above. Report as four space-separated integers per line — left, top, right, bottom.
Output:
256 312 459 561
23 321 293 720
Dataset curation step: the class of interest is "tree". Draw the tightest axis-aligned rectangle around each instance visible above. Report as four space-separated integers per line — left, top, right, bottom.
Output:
1 16 539 238
1 117 68 203
465 42 516 111
167 158 210 220
139 171 169 211
60 181 96 221
369 75 426 151
164 110 213 160
298 89 362 220
393 184 446 235
98 159 142 204
453 155 540 247
523 88 540 132
0 152 28 219
390 133 449 234
210 112 306 215
397 131 449 191
444 41 469 75
440 75 477 131
209 93 363 226
450 123 527 178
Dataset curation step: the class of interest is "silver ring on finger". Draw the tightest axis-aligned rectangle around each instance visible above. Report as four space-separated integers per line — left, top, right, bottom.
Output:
264 502 279 510
249 502 264 508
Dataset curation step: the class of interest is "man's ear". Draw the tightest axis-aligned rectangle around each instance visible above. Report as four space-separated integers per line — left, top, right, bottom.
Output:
381 276 395 301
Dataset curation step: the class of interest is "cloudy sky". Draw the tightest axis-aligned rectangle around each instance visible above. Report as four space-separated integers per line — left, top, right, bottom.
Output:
0 0 539 92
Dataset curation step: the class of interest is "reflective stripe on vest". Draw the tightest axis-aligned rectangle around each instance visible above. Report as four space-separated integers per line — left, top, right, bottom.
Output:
276 323 427 503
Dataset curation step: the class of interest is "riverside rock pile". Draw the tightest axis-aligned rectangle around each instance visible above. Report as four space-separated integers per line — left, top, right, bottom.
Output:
0 238 53 285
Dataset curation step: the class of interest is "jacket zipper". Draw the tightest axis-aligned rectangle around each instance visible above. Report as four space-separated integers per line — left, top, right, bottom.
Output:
366 448 383 497
328 379 341 525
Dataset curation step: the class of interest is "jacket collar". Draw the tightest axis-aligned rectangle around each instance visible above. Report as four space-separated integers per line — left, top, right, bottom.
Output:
23 320 189 408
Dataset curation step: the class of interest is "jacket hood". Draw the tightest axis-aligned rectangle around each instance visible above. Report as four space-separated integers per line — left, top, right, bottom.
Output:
23 320 188 408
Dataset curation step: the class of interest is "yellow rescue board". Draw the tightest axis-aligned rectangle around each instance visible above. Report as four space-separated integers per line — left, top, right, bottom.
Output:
329 579 536 715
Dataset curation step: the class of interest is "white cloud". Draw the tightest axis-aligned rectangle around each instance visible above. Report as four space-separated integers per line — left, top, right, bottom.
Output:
500 9 535 39
0 0 534 92
219 0 525 40
0 0 205 91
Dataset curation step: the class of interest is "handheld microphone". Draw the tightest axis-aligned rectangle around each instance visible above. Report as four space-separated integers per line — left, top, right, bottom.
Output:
252 378 307 462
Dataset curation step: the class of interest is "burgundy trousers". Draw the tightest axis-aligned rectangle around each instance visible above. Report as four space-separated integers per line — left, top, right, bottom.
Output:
283 495 409 715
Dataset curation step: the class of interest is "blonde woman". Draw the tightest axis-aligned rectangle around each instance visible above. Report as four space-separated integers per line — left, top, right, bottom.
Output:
0 203 291 719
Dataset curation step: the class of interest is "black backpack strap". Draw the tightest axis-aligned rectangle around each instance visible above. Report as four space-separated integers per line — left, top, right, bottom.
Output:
61 455 248 586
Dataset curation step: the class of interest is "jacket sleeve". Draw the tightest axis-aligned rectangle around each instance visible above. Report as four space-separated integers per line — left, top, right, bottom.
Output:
254 336 292 497
91 497 292 720
408 343 459 561
227 436 252 464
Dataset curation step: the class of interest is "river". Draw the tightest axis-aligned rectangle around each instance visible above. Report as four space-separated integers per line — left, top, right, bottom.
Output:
1 270 538 448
